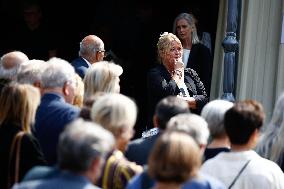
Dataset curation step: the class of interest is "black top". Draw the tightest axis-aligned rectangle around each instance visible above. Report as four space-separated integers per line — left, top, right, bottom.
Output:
203 147 230 162
187 43 213 96
0 122 46 189
147 64 208 129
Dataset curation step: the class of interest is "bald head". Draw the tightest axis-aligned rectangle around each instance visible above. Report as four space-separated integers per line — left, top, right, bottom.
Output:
0 51 29 80
79 35 105 63
1 51 29 69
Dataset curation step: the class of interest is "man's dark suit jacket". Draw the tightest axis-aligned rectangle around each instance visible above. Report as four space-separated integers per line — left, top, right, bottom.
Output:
187 43 212 96
71 57 91 79
34 93 80 165
125 132 160 166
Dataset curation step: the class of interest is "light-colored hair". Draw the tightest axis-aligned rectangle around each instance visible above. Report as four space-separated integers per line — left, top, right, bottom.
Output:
0 83 40 133
201 99 234 138
172 13 200 44
156 32 182 64
79 35 104 58
91 93 137 137
0 51 29 80
17 59 46 85
256 93 284 166
73 74 84 108
41 57 76 88
148 131 201 183
167 113 209 146
58 118 114 172
84 61 122 99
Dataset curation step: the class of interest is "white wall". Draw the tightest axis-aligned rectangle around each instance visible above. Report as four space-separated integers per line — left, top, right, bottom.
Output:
211 0 284 123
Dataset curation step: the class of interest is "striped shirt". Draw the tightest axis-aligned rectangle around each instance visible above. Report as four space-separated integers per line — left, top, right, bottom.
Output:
97 150 143 189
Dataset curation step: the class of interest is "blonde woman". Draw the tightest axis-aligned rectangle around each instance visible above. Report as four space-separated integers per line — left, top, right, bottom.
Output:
91 93 142 189
83 61 122 100
173 13 212 95
147 32 208 128
0 83 46 189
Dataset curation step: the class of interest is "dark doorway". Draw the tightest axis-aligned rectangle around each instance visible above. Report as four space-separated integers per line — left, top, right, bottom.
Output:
0 0 220 138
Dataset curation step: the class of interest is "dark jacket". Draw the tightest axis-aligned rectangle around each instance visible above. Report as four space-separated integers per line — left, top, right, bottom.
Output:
0 122 46 189
34 93 80 165
71 57 90 79
147 64 208 128
187 43 213 96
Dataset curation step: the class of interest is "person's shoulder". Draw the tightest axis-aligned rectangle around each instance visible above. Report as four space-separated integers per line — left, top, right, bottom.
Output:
12 180 42 189
182 172 226 189
193 43 210 51
185 68 200 79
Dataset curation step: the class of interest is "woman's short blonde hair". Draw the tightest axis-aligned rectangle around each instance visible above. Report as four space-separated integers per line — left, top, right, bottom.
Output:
148 131 201 183
0 83 40 133
156 32 182 64
84 61 123 99
90 93 137 137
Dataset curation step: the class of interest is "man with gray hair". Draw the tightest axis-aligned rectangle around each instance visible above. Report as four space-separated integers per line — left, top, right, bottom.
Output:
0 51 29 91
34 57 80 165
71 35 105 79
17 59 46 94
13 119 115 189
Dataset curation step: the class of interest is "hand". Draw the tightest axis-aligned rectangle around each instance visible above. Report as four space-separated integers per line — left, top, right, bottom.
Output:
171 61 184 85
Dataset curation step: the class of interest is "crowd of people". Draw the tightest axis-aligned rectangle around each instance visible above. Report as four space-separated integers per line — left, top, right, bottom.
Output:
1 10 284 189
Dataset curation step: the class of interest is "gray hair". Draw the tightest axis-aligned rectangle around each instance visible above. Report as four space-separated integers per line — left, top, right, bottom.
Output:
79 35 104 58
84 61 123 99
42 57 76 88
167 113 209 145
58 118 115 172
17 59 46 85
91 93 137 137
256 93 284 166
172 13 200 44
0 51 29 80
201 100 234 138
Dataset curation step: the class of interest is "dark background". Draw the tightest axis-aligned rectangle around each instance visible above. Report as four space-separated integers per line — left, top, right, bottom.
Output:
0 0 220 138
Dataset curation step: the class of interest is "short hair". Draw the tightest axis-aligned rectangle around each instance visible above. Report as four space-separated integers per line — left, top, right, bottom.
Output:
79 35 104 58
155 96 190 130
84 61 122 99
156 32 182 64
201 99 234 138
42 57 76 88
172 13 200 44
224 100 265 145
0 83 40 133
91 93 137 137
17 59 46 85
167 113 209 146
0 51 29 80
58 118 114 172
148 131 201 183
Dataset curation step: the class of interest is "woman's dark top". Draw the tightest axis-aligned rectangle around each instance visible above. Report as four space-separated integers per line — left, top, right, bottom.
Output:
0 122 46 189
186 43 213 96
147 64 208 128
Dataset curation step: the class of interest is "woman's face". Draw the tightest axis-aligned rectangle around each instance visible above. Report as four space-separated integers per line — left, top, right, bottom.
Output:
176 18 192 41
163 40 183 66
